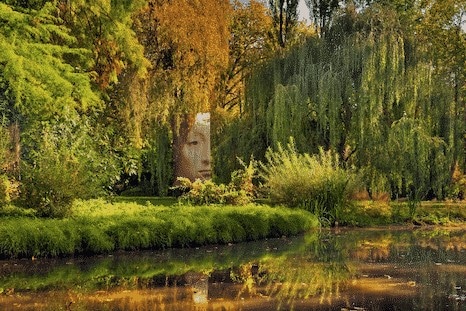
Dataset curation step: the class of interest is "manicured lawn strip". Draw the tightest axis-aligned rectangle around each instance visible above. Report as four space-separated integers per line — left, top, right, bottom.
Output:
0 202 318 259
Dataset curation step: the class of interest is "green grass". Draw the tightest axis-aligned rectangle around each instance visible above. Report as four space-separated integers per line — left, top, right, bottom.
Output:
340 200 466 226
0 199 318 259
110 196 177 206
1 196 463 258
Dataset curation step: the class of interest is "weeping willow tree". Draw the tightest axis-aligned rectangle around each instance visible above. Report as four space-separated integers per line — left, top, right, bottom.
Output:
216 6 462 199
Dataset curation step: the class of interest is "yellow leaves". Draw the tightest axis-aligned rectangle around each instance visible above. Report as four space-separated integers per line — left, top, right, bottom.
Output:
155 0 230 68
137 0 231 116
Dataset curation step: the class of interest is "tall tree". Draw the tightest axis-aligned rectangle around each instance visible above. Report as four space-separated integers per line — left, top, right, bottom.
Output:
305 0 340 37
135 0 230 120
0 3 100 123
134 0 231 190
57 0 153 181
414 0 466 164
217 0 275 114
269 0 299 48
0 2 119 211
218 3 463 200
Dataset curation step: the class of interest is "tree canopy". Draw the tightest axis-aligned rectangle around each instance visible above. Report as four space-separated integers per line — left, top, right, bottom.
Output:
0 0 464 212
216 0 466 200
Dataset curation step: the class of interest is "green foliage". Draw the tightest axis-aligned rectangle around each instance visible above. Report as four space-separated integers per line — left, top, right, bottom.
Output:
0 124 11 168
449 162 466 200
20 120 115 217
0 199 318 258
112 196 177 206
397 201 466 225
386 109 450 201
260 138 354 224
0 2 100 121
0 204 36 218
218 11 463 201
58 0 149 89
340 201 466 226
1 0 462 213
21 153 81 218
339 201 393 226
177 178 227 205
0 174 19 206
0 218 77 258
177 159 256 205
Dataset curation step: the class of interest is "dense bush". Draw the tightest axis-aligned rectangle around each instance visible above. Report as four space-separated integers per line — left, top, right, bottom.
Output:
260 139 354 225
450 162 466 200
19 122 116 218
21 148 90 218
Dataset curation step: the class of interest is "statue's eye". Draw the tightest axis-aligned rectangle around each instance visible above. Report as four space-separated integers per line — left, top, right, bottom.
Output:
188 140 198 146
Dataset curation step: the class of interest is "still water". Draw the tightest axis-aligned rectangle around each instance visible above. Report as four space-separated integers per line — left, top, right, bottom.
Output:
1 226 465 310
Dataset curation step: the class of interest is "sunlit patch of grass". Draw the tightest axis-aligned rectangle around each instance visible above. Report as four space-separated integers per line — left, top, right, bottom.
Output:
0 200 318 259
111 196 177 207
70 198 171 217
340 201 393 226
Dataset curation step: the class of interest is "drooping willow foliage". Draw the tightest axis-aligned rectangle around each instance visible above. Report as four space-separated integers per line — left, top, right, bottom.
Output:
215 20 462 199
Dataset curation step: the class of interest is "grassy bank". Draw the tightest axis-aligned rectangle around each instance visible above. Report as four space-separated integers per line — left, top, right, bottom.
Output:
340 200 466 226
0 199 318 259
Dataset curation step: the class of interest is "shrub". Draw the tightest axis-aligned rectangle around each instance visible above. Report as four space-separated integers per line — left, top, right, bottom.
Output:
0 174 19 206
176 178 226 205
21 153 82 217
20 123 109 218
260 138 354 225
175 160 256 205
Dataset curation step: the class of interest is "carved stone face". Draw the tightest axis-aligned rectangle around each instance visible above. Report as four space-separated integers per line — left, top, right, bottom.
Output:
176 113 211 182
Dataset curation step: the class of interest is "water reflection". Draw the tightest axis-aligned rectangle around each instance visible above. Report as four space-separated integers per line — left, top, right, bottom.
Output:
1 227 465 310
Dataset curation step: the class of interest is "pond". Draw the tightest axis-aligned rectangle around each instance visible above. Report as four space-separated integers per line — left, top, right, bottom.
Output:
1 226 465 310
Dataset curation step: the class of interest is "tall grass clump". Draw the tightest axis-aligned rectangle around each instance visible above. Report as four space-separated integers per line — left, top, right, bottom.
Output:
260 138 354 225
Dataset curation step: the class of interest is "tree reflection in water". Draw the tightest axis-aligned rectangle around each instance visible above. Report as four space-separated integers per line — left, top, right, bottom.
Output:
0 227 465 310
